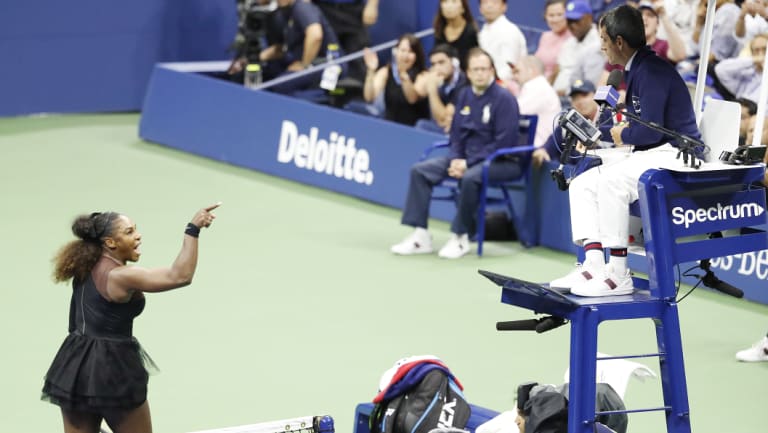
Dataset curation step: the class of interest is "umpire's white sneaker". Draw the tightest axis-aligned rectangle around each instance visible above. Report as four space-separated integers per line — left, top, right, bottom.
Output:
571 265 634 297
550 262 604 290
390 228 433 255
438 233 470 259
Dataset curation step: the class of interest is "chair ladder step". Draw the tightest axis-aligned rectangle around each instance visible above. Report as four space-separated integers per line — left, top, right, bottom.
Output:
596 406 672 417
596 352 664 361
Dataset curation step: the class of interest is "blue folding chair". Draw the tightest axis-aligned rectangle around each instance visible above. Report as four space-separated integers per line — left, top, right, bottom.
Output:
421 114 539 256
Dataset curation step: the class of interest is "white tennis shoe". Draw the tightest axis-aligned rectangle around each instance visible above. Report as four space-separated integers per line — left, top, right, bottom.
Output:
550 262 604 290
390 228 433 255
735 336 768 362
438 233 470 259
571 265 634 297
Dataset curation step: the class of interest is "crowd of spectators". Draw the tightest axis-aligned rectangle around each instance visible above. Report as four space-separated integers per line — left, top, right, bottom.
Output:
237 0 765 140
231 0 767 147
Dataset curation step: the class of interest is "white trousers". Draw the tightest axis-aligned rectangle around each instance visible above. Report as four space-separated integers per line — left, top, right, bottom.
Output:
569 144 680 248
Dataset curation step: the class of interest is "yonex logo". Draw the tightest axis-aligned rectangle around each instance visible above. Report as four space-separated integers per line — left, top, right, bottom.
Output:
437 399 457 428
671 202 765 228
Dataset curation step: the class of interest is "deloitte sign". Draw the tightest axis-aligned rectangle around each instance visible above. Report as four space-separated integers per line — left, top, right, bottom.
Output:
276 120 374 185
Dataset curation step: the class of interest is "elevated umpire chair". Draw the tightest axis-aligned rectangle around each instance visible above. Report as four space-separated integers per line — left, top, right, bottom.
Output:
421 114 538 256
484 164 767 433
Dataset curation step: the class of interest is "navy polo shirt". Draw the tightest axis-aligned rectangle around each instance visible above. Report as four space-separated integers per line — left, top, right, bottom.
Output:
283 1 340 61
447 83 520 167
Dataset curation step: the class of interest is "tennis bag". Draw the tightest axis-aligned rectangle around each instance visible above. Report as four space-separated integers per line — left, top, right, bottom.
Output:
370 369 471 433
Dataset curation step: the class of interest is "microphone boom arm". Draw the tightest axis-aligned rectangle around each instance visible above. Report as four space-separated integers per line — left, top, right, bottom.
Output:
615 107 706 169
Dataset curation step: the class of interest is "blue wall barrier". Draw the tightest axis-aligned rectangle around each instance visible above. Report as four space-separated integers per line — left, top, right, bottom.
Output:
139 65 768 305
0 0 237 116
2 0 547 116
139 64 455 221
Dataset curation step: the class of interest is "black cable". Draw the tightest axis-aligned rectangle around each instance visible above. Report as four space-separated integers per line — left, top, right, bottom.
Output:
552 110 569 155
676 278 701 303
677 262 705 303
596 115 616 127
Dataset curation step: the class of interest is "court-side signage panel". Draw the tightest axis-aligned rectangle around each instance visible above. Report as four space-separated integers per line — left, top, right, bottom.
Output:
669 189 767 235
139 65 454 217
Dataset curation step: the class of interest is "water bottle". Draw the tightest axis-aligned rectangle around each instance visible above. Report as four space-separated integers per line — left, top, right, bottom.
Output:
326 43 340 62
320 43 342 91
244 63 262 89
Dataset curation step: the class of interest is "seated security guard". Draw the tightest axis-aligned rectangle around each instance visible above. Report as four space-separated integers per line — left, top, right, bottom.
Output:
390 48 522 259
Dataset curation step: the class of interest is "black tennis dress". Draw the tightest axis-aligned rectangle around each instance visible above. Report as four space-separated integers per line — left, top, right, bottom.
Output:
41 257 156 412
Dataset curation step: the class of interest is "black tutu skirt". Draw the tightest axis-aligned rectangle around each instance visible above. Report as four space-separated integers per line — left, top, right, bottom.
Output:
41 332 158 412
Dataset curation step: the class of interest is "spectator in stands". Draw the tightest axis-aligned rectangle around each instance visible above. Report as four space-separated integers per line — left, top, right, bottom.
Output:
390 48 521 259
589 0 630 22
433 0 479 72
696 0 749 100
760 121 768 200
362 34 430 126
737 330 768 362
600 1 687 89
553 0 606 98
661 0 700 57
478 0 528 85
713 32 767 103
693 0 742 63
313 0 380 83
535 0 574 83
638 1 687 62
745 114 768 146
510 55 562 148
414 44 469 134
764 131 768 185
260 0 343 95
532 79 602 168
737 97 758 145
550 5 701 296
735 0 768 43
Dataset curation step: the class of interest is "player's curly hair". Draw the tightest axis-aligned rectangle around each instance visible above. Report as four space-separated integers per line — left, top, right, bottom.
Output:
52 212 120 283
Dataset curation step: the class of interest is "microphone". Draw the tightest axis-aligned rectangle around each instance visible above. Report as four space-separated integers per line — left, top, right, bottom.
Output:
698 235 744 298
496 316 568 333
594 70 622 116
702 273 744 298
606 69 623 89
496 319 539 331
535 316 567 333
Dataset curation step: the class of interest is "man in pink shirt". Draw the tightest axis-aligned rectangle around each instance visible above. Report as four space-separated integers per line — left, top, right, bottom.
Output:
511 55 562 148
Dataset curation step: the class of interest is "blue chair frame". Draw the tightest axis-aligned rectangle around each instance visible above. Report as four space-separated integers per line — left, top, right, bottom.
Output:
485 165 767 433
421 114 539 256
